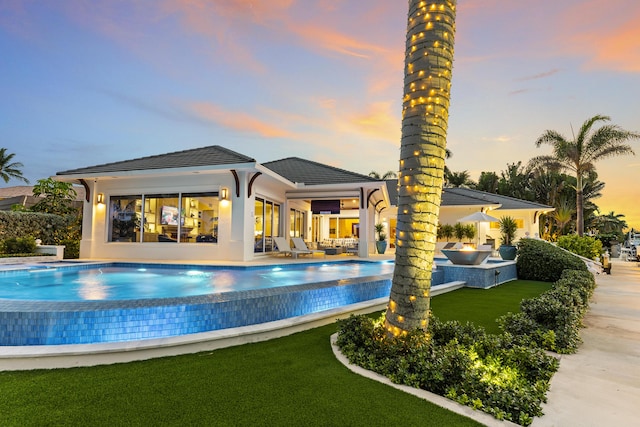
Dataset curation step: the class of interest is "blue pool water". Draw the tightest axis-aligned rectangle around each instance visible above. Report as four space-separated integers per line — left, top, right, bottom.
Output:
0 261 397 345
0 261 396 302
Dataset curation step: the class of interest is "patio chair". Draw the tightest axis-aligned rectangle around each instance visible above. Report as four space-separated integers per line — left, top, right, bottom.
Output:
291 237 325 258
272 237 297 258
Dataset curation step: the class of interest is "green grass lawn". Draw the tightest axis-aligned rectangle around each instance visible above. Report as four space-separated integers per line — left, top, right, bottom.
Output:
0 280 550 426
431 280 553 334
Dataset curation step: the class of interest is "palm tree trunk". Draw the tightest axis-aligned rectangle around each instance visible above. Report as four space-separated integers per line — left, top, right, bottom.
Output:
385 0 457 337
576 174 584 236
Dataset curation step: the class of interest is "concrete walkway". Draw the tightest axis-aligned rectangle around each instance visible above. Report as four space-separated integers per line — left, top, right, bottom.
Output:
532 258 640 427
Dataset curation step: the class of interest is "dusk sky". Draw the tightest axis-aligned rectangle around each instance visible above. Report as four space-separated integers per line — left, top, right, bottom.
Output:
2 0 639 229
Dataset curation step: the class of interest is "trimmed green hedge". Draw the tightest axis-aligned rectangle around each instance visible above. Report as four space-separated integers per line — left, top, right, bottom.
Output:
0 211 81 258
0 211 67 244
516 238 587 282
499 270 596 354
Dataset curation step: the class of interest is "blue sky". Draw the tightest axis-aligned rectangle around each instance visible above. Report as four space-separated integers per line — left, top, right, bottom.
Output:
2 0 639 228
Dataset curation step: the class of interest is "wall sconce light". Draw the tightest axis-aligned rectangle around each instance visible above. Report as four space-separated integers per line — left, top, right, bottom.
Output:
220 188 229 201
96 193 105 204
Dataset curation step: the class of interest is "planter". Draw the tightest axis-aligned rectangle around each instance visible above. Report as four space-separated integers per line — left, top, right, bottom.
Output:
375 241 387 254
498 245 517 260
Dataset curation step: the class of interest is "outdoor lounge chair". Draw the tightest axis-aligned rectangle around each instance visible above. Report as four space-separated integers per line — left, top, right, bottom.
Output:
272 237 297 258
291 237 326 258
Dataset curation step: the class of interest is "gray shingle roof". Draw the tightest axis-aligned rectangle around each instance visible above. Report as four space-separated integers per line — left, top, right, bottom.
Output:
56 145 256 176
262 157 379 185
385 181 552 210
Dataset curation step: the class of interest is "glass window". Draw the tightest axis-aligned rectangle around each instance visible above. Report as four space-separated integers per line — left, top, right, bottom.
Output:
144 194 180 243
182 193 219 243
109 196 142 242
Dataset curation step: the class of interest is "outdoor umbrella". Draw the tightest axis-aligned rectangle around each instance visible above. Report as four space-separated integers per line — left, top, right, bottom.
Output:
457 211 500 247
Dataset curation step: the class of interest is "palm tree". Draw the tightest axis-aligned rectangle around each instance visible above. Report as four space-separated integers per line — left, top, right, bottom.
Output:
385 0 457 337
531 115 640 236
368 170 397 180
445 170 475 188
0 148 29 184
595 211 627 234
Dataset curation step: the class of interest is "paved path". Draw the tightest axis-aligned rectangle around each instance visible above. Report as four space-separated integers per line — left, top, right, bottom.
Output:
532 259 640 427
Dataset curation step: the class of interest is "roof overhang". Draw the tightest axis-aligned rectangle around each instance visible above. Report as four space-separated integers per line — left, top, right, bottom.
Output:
54 162 259 183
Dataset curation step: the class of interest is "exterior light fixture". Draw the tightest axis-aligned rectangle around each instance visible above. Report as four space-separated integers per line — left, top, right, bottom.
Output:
96 193 105 204
220 188 229 201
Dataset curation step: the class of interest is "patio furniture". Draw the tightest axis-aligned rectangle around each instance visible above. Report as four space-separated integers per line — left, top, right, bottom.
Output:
324 247 343 255
272 237 298 258
291 237 325 258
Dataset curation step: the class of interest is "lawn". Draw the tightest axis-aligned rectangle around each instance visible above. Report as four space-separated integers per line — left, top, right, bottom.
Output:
0 280 550 426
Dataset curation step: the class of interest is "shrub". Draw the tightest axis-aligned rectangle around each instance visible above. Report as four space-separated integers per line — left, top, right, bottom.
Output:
516 238 587 282
557 234 603 259
337 314 559 426
1 236 37 254
499 269 596 354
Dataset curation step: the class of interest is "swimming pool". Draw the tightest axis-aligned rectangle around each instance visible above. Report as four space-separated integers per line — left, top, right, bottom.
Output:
0 261 396 301
0 261 396 346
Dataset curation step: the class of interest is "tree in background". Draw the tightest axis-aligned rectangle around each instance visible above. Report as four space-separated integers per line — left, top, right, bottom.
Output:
476 171 499 193
30 178 78 215
0 148 29 184
30 178 82 258
531 115 640 236
497 161 534 201
445 170 475 188
386 0 457 336
368 170 398 180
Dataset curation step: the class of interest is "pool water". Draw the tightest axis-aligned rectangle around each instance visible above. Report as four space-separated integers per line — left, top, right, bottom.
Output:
0 261 396 301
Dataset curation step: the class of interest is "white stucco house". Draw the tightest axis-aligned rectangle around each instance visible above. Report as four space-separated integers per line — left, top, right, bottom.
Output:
54 144 553 262
55 145 390 261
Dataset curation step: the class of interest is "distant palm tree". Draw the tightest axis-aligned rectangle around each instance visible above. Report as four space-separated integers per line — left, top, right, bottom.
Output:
531 115 640 236
445 170 475 188
595 211 627 234
0 148 29 184
386 0 457 337
368 170 397 180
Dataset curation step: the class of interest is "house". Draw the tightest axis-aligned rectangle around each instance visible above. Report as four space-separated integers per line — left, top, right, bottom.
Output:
0 186 85 210
53 144 553 262
54 145 390 261
384 182 554 248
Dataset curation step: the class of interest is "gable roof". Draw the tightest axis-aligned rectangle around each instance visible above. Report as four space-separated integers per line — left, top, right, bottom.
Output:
262 157 379 186
56 145 256 176
385 181 553 210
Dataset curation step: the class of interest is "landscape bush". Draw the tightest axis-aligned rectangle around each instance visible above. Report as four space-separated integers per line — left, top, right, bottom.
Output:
337 266 596 425
516 238 587 282
1 236 37 255
499 270 596 354
337 314 559 426
0 211 80 258
556 234 602 260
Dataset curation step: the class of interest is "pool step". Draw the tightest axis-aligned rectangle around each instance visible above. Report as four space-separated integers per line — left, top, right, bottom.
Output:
431 281 465 296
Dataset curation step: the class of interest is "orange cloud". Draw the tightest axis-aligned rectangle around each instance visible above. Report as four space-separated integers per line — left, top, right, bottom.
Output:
347 101 400 143
187 102 296 139
559 0 640 72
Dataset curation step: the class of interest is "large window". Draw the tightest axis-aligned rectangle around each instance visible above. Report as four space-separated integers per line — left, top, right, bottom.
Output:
108 192 219 243
254 197 280 253
109 196 142 242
